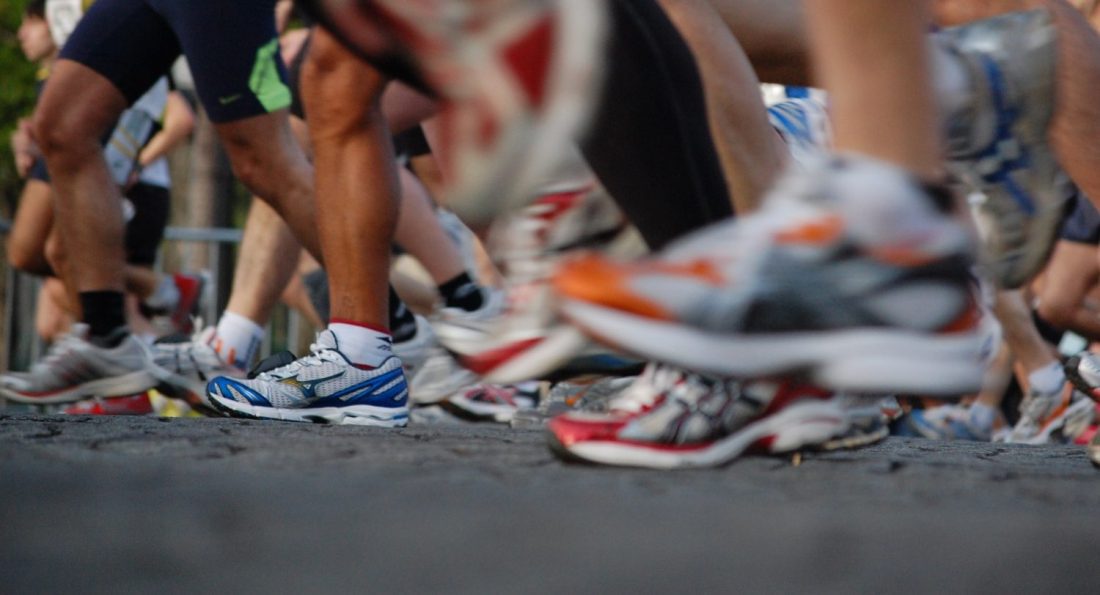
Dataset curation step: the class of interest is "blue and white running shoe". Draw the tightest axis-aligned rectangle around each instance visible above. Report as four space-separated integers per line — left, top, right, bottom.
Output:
938 9 1068 288
206 330 409 426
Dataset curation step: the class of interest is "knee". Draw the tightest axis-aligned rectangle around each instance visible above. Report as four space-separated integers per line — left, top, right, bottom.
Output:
43 233 67 275
302 33 388 132
1036 294 1074 330
7 237 44 274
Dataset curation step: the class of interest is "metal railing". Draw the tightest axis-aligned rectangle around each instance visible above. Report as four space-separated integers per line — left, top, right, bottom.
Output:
0 222 312 374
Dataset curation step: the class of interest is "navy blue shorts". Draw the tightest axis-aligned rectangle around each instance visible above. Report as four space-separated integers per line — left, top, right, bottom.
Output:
1061 192 1100 245
28 158 50 183
59 0 290 123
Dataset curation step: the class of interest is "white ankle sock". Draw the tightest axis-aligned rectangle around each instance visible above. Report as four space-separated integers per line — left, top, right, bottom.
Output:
329 322 394 368
213 311 264 369
1027 361 1065 396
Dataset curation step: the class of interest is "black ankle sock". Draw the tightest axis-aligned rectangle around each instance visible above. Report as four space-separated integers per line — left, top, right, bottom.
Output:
438 272 484 312
922 181 956 214
388 286 417 343
78 291 128 347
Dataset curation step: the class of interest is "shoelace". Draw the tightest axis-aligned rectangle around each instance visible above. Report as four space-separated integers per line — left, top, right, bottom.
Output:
255 343 342 382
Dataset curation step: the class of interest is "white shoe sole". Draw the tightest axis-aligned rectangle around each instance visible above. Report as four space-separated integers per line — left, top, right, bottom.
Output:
208 395 409 427
0 370 158 405
552 399 849 469
562 300 985 395
482 326 591 385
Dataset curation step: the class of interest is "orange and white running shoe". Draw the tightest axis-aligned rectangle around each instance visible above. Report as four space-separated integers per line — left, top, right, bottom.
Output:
555 155 987 395
301 0 609 224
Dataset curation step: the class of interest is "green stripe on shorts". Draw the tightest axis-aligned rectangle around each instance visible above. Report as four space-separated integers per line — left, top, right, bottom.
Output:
249 38 292 113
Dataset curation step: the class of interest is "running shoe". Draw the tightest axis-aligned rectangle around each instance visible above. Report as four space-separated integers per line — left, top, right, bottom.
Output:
206 330 409 426
63 392 155 416
398 315 479 405
141 273 206 336
1065 351 1100 403
548 378 849 469
556 155 985 395
0 324 160 405
1006 384 1096 444
300 0 609 223
443 382 540 423
905 404 992 441
433 185 634 383
151 327 246 414
1089 431 1100 468
938 9 1069 288
766 96 832 168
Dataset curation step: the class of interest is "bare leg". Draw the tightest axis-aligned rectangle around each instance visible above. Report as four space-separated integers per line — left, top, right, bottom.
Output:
807 0 942 179
34 60 129 299
302 27 397 328
393 167 466 284
224 198 302 325
995 289 1058 373
215 112 323 264
7 179 55 276
1036 240 1100 338
658 0 789 211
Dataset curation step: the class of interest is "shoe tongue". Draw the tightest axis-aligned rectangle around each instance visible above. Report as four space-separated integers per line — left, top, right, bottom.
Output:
316 329 340 351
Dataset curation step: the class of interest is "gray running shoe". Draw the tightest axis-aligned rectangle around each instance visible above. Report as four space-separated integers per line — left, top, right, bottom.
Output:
0 324 159 405
938 9 1069 288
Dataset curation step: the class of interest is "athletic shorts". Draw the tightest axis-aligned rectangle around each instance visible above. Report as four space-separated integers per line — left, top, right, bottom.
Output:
28 158 50 183
59 0 290 123
1060 191 1100 245
124 182 170 266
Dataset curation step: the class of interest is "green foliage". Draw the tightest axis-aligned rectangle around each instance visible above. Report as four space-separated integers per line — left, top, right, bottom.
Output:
0 0 41 215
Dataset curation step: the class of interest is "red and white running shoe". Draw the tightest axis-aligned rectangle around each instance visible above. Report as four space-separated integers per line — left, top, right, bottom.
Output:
548 377 850 469
64 392 154 416
301 0 609 224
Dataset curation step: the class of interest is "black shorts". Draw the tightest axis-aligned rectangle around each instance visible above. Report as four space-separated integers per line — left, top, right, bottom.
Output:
28 158 50 183
124 182 170 266
1060 192 1100 245
59 0 290 123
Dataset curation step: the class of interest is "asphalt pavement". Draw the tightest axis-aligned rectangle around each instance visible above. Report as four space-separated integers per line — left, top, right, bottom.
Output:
2 413 1099 593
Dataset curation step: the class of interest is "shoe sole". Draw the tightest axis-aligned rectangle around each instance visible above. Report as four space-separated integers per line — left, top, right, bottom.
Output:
548 399 848 469
448 325 591 385
0 370 159 405
561 300 985 395
207 394 409 427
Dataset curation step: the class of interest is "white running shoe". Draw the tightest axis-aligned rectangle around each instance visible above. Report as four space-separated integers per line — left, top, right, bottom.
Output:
555 155 986 395
398 315 479 405
0 324 159 405
206 330 409 426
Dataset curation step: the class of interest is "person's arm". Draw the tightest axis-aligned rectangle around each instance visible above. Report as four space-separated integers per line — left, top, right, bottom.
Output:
11 118 40 178
135 91 195 171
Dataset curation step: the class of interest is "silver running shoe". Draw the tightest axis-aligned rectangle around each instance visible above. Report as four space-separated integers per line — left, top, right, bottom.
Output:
206 330 409 426
556 155 985 395
0 324 159 405
152 327 245 412
1007 384 1095 444
938 9 1069 288
548 377 850 469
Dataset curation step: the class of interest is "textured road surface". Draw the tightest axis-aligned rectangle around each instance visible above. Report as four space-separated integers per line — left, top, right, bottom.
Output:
2 413 1099 593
